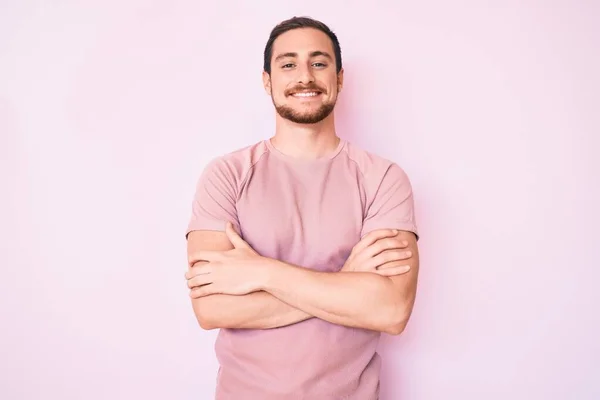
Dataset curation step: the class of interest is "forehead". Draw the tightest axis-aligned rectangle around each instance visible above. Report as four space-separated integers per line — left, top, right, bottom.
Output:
272 28 334 57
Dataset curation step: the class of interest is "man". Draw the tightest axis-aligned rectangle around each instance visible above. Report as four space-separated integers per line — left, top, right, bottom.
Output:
184 16 420 400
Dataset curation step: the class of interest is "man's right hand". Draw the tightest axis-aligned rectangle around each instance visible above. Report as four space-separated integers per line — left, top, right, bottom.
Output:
342 229 413 277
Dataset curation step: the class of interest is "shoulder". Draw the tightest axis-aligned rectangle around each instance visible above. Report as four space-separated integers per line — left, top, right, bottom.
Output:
202 140 269 182
342 141 410 184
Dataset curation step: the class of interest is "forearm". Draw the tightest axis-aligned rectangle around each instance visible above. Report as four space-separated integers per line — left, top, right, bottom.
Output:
261 261 407 334
191 291 312 330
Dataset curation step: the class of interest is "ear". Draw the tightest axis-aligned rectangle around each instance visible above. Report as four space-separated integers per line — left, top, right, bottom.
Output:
337 68 344 93
262 71 272 95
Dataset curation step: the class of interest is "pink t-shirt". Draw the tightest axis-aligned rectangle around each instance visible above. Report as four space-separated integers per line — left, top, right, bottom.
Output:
186 138 418 399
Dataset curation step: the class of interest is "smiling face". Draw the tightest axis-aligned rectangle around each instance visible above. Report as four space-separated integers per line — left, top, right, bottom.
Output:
263 27 343 124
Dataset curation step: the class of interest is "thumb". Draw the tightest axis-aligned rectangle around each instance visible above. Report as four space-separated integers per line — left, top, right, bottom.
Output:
225 222 248 249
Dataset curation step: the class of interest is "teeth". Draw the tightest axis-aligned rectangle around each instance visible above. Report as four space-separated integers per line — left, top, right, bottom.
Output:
293 92 319 97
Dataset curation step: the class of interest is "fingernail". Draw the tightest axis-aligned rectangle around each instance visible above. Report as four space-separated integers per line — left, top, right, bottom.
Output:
392 229 398 234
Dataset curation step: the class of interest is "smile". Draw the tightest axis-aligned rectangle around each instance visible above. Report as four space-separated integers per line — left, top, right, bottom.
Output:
291 91 321 98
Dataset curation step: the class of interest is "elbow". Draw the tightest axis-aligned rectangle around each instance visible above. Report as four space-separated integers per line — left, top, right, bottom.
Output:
197 316 218 331
192 302 220 330
384 320 408 336
382 304 412 336
191 296 239 330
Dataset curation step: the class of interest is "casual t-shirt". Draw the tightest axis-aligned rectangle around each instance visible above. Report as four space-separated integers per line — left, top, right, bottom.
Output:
186 138 419 400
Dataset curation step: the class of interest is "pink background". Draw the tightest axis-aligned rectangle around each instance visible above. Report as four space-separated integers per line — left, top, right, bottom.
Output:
1 1 598 399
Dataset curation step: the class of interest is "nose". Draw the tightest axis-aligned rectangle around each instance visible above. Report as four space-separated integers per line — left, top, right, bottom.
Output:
296 64 315 84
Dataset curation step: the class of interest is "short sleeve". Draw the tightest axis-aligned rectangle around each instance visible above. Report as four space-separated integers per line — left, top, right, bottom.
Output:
361 163 419 240
185 158 241 239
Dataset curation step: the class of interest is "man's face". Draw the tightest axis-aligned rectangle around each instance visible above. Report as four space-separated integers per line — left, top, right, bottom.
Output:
263 28 343 124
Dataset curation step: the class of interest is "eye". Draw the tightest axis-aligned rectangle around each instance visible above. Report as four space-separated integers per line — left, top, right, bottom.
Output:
282 63 295 69
312 62 327 68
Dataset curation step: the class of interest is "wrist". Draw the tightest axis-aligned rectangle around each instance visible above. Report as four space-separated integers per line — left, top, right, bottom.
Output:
256 257 283 291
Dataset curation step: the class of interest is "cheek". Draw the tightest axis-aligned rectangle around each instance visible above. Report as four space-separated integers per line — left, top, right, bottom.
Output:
269 75 287 90
269 80 285 97
321 76 338 94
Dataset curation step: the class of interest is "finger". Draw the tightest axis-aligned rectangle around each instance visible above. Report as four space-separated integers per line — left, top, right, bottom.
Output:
189 284 216 298
185 263 211 280
225 222 248 249
353 229 398 254
364 238 410 258
366 250 412 270
188 250 222 266
373 250 412 267
377 248 412 262
191 261 208 268
187 273 213 289
374 265 411 277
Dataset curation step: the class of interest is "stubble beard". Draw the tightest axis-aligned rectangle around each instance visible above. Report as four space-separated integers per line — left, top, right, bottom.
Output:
272 91 337 124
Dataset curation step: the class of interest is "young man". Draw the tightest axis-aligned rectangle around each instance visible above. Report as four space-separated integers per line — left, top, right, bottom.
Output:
184 16 420 400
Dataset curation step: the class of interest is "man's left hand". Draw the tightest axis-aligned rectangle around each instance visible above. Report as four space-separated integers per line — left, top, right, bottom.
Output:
186 222 269 298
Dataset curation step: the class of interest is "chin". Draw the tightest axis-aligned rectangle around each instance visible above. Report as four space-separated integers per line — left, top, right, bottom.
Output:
273 99 336 124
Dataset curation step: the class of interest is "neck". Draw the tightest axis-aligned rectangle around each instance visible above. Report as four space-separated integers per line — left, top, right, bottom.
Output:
270 113 340 159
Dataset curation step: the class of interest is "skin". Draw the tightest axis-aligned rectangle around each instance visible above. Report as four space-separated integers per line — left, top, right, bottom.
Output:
185 27 420 335
261 27 343 158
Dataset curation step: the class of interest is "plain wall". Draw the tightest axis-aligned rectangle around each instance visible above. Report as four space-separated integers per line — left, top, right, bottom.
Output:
1 1 598 399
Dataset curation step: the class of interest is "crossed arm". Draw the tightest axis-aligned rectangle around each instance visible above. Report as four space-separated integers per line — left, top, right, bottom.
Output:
186 228 419 335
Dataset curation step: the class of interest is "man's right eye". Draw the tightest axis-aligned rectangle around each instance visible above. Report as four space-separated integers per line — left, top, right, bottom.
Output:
282 64 295 69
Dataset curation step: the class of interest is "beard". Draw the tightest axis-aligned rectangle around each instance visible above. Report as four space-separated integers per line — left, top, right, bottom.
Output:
271 83 337 124
274 101 335 124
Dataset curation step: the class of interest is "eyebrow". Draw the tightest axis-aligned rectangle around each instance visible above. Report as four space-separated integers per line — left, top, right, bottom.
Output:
274 51 333 62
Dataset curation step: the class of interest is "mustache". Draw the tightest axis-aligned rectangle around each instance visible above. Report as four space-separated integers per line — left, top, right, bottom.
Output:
285 84 326 95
